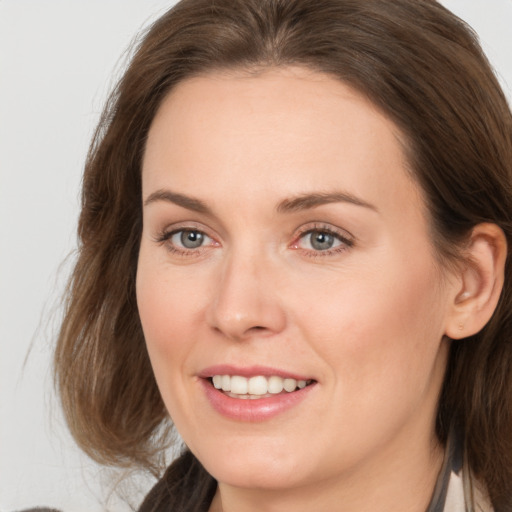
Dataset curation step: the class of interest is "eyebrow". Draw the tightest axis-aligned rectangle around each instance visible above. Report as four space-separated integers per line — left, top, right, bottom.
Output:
276 191 378 213
144 189 211 214
143 189 377 214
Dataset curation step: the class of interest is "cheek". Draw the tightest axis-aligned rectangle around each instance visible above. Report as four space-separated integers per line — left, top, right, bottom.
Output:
298 256 448 401
286 259 449 464
136 266 209 438
136 250 204 388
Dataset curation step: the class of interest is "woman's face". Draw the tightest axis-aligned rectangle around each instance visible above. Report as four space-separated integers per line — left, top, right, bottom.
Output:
137 67 456 494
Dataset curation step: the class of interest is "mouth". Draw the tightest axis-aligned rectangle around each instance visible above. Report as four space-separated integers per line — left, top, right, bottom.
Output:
208 374 315 399
198 365 317 420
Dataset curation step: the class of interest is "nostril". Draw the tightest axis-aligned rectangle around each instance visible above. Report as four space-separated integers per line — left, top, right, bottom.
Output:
247 326 268 334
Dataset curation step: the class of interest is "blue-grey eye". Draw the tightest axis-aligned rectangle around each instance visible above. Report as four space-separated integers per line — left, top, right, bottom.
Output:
300 230 344 251
310 231 335 250
171 230 209 249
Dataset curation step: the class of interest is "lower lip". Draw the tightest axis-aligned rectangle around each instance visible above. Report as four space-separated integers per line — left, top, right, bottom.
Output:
200 379 316 422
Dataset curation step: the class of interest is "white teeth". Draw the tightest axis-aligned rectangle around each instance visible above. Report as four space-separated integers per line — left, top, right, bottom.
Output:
230 375 248 395
221 375 231 392
268 375 284 394
211 375 310 396
248 375 267 395
212 375 222 389
283 378 297 392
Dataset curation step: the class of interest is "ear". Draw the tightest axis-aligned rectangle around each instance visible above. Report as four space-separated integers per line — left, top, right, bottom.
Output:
445 223 507 340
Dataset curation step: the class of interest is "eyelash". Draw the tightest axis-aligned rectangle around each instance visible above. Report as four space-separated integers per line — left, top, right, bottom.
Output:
155 226 217 256
291 224 354 257
154 223 354 257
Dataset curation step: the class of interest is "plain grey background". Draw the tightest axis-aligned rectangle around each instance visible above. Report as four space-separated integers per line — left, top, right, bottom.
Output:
1 1 511 511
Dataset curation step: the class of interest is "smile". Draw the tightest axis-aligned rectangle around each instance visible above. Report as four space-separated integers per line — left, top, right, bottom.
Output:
211 374 311 398
199 368 317 421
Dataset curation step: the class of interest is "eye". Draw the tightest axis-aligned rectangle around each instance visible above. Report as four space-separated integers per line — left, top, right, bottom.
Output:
155 226 218 255
292 226 354 255
303 231 340 251
171 229 210 249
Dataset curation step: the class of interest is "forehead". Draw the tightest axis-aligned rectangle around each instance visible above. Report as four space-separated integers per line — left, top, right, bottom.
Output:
142 66 423 222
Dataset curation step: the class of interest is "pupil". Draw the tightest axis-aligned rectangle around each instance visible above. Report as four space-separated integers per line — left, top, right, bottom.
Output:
181 230 204 249
311 231 334 251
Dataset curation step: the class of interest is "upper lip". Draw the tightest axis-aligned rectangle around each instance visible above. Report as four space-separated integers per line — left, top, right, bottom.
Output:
198 364 313 381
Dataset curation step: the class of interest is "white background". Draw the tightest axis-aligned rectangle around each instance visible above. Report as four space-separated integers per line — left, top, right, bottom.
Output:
1 1 511 511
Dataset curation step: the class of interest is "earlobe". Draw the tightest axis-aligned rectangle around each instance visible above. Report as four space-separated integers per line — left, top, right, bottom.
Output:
445 223 507 340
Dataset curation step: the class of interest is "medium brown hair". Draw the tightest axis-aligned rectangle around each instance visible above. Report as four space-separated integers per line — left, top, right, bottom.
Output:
55 0 512 508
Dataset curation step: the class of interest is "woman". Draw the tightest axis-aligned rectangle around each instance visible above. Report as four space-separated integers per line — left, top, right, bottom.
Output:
54 0 512 510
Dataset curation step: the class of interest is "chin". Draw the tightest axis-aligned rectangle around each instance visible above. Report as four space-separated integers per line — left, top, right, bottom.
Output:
210 463 305 491
195 442 311 490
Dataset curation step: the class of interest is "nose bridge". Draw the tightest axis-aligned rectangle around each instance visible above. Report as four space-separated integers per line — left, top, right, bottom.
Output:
207 242 286 339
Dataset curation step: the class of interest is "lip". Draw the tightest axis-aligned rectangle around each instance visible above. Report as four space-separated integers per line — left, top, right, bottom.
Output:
198 364 312 381
198 365 317 422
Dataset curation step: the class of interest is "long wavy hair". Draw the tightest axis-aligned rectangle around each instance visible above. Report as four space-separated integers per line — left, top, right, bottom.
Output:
54 0 512 509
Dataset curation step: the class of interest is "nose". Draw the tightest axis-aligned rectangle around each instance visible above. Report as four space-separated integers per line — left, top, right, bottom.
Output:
206 250 287 341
